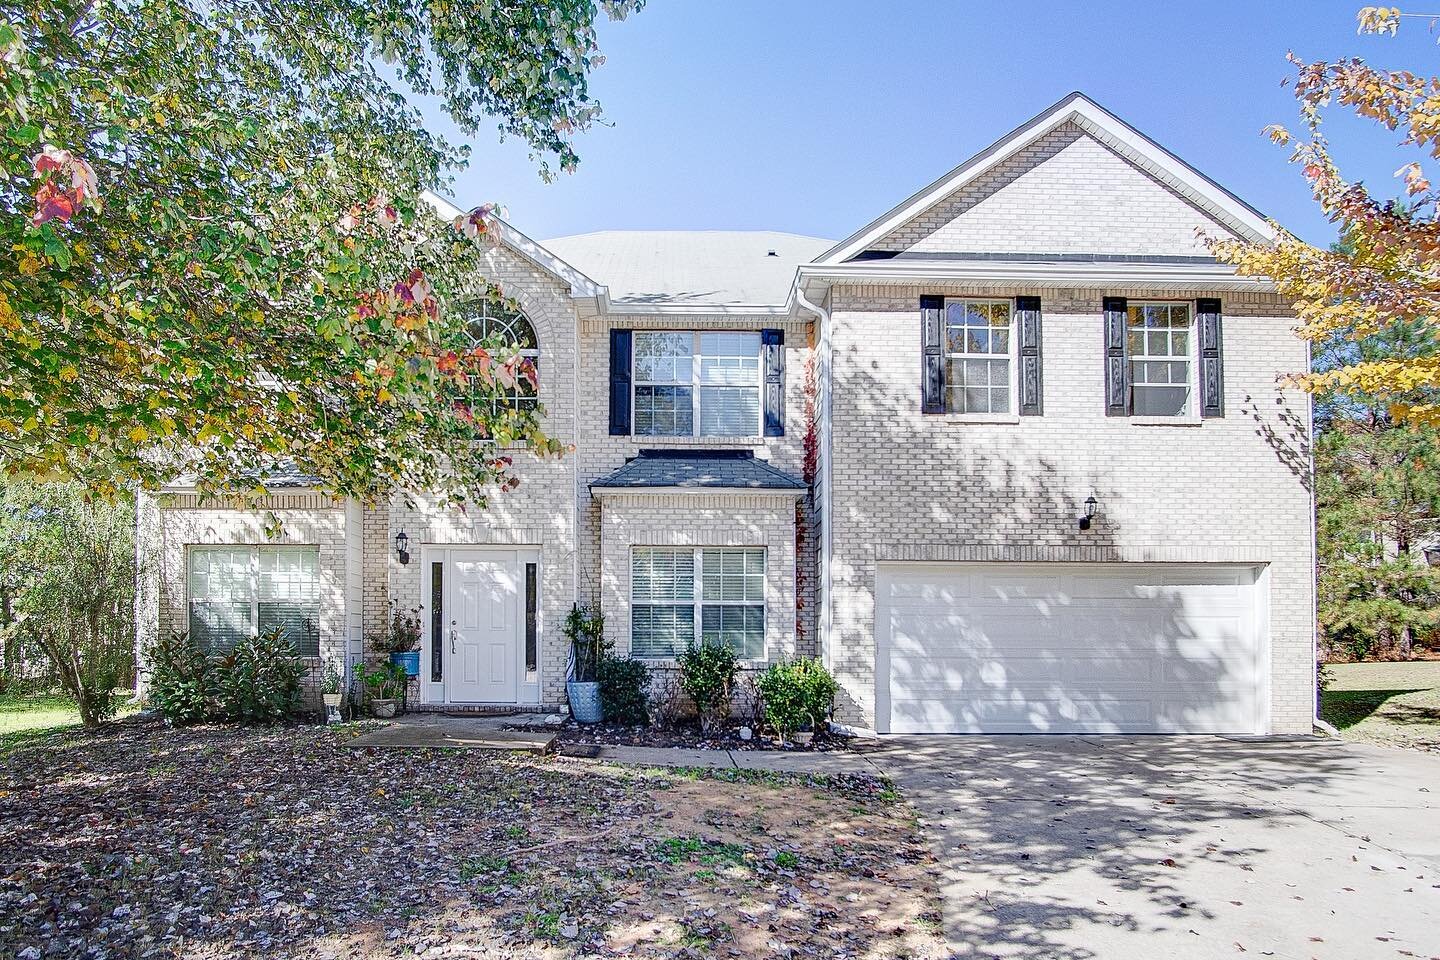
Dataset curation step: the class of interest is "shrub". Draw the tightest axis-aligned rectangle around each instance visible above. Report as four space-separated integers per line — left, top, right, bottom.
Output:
678 641 738 732
355 660 407 702
147 631 214 725
755 657 837 740
215 628 305 724
598 656 650 725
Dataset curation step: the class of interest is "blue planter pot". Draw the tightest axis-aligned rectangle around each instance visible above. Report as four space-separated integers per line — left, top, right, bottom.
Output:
390 651 420 677
567 680 603 724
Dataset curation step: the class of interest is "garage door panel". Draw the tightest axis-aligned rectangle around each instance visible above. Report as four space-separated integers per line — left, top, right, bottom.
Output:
880 563 1265 735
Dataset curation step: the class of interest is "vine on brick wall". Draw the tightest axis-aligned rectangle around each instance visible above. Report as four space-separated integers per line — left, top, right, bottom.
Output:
795 333 819 645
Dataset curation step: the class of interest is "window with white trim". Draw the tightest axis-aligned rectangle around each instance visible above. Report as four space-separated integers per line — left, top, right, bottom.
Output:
1127 302 1191 417
456 300 539 413
630 547 765 659
633 332 762 436
188 546 320 655
944 299 1013 414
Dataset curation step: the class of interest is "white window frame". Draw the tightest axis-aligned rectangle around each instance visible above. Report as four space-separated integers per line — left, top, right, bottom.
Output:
632 331 763 438
942 298 1017 417
1126 301 1198 422
629 546 767 661
186 544 321 656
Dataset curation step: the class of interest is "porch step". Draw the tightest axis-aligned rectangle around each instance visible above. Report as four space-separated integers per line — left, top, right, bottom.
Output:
411 704 566 719
348 715 557 753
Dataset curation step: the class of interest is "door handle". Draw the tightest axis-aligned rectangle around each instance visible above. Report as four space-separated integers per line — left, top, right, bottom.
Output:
450 629 457 654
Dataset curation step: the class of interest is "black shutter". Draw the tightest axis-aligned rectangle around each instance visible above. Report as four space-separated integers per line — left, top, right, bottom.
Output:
1103 297 1129 416
761 328 785 436
608 329 632 435
920 295 945 413
1016 296 1043 416
1196 298 1224 418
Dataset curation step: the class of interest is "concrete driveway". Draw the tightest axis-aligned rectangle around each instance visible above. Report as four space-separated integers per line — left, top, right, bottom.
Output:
866 736 1440 960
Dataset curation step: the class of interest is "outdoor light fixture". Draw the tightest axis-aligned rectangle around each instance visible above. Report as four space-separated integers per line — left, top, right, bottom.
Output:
1078 496 1099 531
1425 545 1440 567
395 530 411 566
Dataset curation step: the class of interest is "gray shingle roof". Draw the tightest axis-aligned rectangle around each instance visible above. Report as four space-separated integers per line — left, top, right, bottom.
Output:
541 231 833 305
590 450 807 492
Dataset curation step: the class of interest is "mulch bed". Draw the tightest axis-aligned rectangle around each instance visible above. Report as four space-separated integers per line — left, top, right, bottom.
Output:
513 717 868 753
0 716 946 959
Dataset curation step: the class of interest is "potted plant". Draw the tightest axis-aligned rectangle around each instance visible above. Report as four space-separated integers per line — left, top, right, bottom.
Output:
564 604 607 724
377 602 423 678
354 661 406 718
320 661 344 723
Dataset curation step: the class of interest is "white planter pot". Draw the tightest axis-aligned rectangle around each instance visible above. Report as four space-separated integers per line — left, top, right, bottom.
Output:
322 693 342 709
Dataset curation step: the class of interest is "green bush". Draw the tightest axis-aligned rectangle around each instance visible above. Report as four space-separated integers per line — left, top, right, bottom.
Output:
755 657 837 740
598 656 650 725
214 629 305 724
678 641 738 731
147 631 214 725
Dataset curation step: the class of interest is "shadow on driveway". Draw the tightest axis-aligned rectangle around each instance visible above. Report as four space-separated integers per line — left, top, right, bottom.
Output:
868 735 1440 960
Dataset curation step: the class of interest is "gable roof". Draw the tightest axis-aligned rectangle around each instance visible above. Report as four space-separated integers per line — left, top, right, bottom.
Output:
815 92 1276 265
543 231 832 306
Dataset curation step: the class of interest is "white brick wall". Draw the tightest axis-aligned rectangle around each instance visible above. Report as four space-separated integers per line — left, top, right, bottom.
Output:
824 284 1315 733
873 122 1239 256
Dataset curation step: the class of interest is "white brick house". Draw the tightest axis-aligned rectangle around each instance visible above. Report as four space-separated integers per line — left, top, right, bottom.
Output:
138 93 1317 735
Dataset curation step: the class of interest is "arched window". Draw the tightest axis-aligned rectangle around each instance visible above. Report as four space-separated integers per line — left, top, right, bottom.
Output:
454 300 539 413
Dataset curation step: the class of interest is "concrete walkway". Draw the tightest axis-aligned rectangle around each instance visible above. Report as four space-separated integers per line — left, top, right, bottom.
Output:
348 713 558 753
557 741 884 774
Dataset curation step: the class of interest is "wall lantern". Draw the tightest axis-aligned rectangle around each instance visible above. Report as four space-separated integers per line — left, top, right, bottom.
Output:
395 530 411 566
1078 496 1099 531
1424 545 1440 567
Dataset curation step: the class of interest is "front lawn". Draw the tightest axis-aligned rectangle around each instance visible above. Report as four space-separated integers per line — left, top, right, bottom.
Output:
0 720 947 959
1321 660 1440 753
0 693 137 753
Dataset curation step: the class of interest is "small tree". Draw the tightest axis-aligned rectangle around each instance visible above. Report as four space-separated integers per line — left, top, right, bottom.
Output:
0 481 137 727
677 641 738 733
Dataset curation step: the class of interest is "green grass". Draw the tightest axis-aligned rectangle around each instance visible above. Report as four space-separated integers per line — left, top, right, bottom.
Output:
1321 661 1440 750
0 692 138 752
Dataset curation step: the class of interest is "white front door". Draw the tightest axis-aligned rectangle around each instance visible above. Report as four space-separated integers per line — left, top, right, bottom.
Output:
446 549 520 704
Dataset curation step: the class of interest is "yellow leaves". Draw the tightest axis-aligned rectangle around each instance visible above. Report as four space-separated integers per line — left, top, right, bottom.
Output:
1264 124 1292 146
0 292 18 332
17 251 42 276
1357 6 1402 36
127 425 148 443
376 387 393 403
58 364 78 382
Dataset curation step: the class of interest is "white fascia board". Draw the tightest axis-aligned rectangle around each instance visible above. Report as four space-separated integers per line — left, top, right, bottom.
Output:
420 190 606 301
816 92 1276 265
589 486 806 499
796 259 1276 292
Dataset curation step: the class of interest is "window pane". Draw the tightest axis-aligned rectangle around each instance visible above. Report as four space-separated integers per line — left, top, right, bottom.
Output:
631 605 694 658
430 560 444 682
188 548 252 652
632 549 694 603
701 549 764 602
524 562 538 677
634 332 693 383
1132 385 1189 417
698 333 760 385
257 548 319 656
700 604 764 659
634 385 694 436
698 386 759 436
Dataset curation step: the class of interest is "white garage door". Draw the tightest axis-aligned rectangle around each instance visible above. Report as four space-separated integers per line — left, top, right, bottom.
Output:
877 563 1267 735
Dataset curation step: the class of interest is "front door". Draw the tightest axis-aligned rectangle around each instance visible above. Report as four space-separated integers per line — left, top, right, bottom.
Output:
446 549 519 703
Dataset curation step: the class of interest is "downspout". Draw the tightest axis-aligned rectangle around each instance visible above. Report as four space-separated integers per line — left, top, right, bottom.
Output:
794 288 831 669
1305 339 1337 738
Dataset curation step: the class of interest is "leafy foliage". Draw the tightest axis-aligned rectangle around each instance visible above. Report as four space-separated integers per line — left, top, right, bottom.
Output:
597 655 649 725
355 660 407 702
0 1 639 504
564 604 607 683
0 479 135 726
754 657 837 739
369 602 423 655
214 629 305 723
1209 7 1440 422
146 631 214 725
677 642 737 732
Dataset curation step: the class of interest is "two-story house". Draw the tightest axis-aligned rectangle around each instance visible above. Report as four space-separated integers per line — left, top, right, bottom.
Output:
137 93 1317 735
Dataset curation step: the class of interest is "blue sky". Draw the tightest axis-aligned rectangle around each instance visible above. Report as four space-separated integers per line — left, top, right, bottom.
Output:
418 1 1439 246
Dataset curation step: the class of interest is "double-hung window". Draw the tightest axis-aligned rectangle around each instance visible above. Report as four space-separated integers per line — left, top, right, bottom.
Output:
1127 302 1192 417
944 299 1013 414
188 546 320 655
633 332 762 436
630 547 765 659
